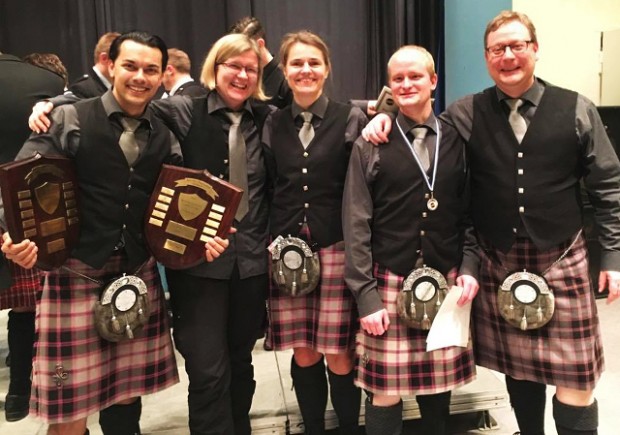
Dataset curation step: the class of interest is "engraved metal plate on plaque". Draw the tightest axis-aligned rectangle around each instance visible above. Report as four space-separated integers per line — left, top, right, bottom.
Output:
0 153 80 270
144 164 242 269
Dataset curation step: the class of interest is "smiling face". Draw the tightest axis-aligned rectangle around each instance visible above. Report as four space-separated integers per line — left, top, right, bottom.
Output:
215 49 259 111
388 48 437 121
485 20 538 97
284 42 329 107
109 39 163 117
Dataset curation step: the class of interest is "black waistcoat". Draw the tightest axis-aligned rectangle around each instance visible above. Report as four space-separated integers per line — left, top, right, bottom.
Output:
179 95 271 278
73 98 172 269
269 101 350 247
469 86 582 252
371 120 467 276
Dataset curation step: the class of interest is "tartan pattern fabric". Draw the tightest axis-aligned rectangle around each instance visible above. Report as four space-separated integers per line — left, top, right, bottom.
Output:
30 255 179 423
0 261 40 309
355 264 476 396
474 233 604 389
269 239 358 354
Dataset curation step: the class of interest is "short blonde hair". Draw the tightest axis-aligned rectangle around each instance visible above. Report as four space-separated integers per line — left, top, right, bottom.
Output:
200 33 267 101
387 45 436 80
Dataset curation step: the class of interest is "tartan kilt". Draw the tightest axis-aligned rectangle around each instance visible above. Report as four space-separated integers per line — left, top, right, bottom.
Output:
0 261 40 309
269 240 358 354
30 255 179 424
474 232 604 389
356 264 476 396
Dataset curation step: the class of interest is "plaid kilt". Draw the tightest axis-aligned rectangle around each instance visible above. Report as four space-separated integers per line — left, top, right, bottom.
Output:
269 239 358 354
30 255 179 424
356 264 476 396
0 262 40 309
474 232 604 389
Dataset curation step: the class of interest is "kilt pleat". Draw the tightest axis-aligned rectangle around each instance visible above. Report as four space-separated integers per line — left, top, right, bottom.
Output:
269 240 358 354
30 255 179 423
356 264 476 396
0 262 40 309
474 233 604 389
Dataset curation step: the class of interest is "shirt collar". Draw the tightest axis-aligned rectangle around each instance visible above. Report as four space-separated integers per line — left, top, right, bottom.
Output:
496 76 545 107
101 90 154 129
396 110 438 135
207 90 254 118
92 66 112 90
169 76 195 96
291 94 328 120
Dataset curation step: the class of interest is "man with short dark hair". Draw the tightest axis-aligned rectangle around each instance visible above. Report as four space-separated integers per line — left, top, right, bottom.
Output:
2 31 229 435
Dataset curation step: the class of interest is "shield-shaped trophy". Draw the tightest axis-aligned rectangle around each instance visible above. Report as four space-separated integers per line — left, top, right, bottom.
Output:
0 153 80 270
144 164 242 269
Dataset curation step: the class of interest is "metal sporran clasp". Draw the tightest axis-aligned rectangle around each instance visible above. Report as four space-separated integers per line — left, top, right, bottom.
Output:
270 235 320 297
498 270 555 330
397 266 448 330
94 274 150 341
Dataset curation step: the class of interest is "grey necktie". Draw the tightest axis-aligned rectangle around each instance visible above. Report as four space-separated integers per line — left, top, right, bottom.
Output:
506 98 527 143
225 111 249 220
299 111 315 148
119 117 141 166
411 126 429 171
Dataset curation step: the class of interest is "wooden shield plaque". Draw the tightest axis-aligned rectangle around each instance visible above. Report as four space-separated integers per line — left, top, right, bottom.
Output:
145 164 242 270
0 153 80 270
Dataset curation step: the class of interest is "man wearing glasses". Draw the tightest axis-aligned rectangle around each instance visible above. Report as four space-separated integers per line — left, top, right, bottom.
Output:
443 10 620 435
363 10 620 435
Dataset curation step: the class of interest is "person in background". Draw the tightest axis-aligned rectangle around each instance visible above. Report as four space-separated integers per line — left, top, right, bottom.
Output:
362 10 620 435
0 48 65 423
23 53 69 90
162 48 206 98
343 45 477 435
68 31 120 98
263 30 367 434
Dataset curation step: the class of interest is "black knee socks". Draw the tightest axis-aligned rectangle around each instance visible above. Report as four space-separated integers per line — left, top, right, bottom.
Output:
291 356 327 434
7 310 35 396
99 398 142 435
505 376 546 435
553 395 598 435
327 367 361 434
416 391 451 435
364 396 403 435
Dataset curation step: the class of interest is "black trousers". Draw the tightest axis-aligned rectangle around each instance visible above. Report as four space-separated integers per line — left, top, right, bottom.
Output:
167 266 267 435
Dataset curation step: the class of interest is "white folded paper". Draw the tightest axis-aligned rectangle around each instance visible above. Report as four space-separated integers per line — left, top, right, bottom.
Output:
426 285 472 352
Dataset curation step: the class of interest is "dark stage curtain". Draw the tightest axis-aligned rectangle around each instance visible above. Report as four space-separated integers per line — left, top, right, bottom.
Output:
1 0 444 106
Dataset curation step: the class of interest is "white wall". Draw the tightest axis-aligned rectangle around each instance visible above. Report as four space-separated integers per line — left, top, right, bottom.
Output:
513 0 620 105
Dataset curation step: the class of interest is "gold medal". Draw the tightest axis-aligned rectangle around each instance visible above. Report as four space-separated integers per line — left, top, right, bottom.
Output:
427 197 438 211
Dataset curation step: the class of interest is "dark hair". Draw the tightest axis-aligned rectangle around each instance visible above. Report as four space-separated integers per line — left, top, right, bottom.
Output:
229 16 266 42
109 31 168 69
23 53 69 86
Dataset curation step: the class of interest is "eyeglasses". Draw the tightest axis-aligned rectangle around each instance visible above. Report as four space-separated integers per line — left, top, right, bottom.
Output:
486 40 533 57
218 62 259 77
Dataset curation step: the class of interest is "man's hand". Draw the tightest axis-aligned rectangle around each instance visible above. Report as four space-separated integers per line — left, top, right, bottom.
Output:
360 308 390 336
455 274 479 306
366 100 378 117
598 270 620 304
29 101 54 133
1 233 38 269
361 113 392 145
204 227 236 262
